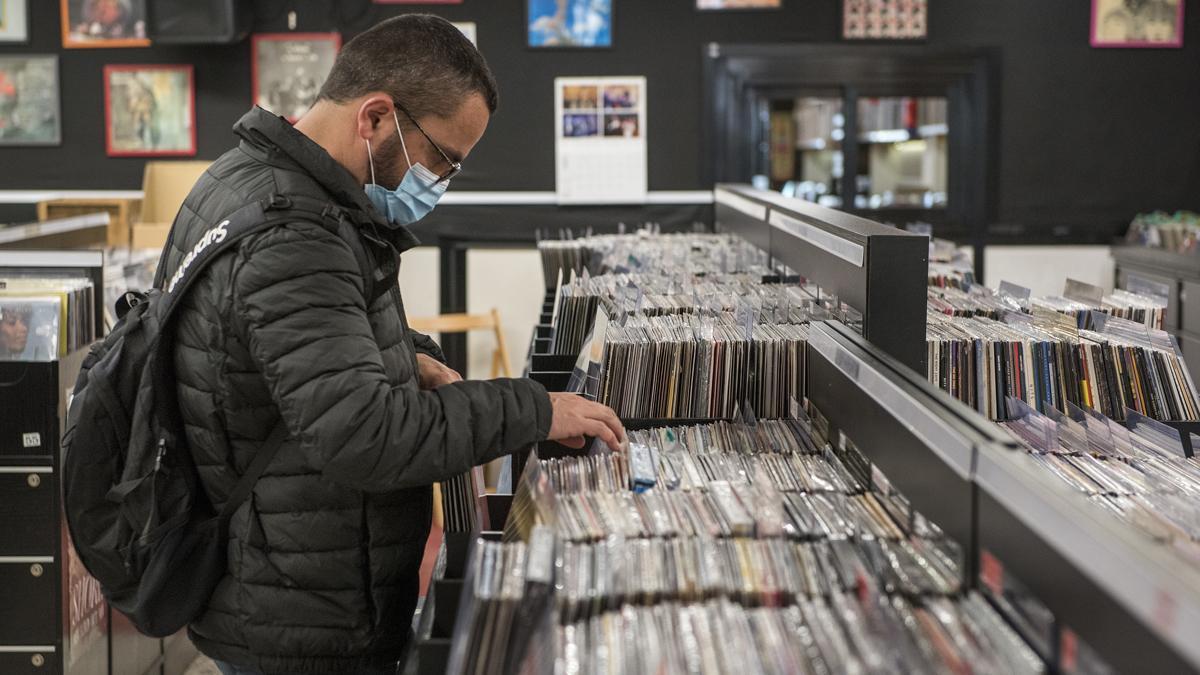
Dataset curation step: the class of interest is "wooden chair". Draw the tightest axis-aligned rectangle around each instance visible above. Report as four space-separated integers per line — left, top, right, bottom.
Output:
407 308 513 529
407 307 513 378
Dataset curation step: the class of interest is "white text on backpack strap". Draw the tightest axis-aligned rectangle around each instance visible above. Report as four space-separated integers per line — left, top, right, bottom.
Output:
168 220 230 294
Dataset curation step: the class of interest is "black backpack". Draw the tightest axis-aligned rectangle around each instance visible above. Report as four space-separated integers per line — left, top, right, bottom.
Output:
61 194 383 637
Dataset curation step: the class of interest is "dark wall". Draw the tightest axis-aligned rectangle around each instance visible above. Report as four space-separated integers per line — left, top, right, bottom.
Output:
1 0 1198 241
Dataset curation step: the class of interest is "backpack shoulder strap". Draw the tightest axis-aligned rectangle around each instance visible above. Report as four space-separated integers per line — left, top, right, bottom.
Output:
155 194 377 325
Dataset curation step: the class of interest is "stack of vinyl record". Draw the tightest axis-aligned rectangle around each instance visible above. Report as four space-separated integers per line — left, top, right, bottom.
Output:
926 308 1199 423
1003 398 1200 564
928 286 1019 320
445 526 557 675
467 418 1045 675
928 261 975 290
598 315 809 420
1031 293 1167 332
551 272 810 356
539 229 769 288
537 239 587 290
0 274 97 361
440 469 483 533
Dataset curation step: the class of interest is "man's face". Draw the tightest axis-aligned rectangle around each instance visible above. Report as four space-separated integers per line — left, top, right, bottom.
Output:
0 309 30 354
372 92 490 190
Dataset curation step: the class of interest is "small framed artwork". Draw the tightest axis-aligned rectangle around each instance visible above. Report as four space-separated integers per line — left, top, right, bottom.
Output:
0 56 61 146
61 0 150 48
1092 0 1184 48
104 64 195 157
697 0 781 9
844 0 928 40
0 0 30 43
528 0 613 48
252 33 341 122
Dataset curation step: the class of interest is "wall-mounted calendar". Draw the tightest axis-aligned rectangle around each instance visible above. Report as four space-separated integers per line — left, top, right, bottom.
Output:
554 76 647 205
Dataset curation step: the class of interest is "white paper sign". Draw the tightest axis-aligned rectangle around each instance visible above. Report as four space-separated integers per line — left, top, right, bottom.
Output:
554 76 648 205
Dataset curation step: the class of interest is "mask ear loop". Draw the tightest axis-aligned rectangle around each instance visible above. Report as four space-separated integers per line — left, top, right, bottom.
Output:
365 138 377 185
393 111 414 170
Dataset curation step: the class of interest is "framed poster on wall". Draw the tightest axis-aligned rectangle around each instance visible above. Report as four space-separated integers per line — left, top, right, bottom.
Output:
104 64 195 157
61 0 150 48
697 0 781 9
252 33 341 122
529 0 613 48
1091 0 1184 48
0 56 61 145
843 0 927 40
0 0 30 43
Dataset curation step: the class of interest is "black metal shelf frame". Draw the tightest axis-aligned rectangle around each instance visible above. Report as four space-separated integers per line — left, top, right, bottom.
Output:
810 319 1200 674
975 447 1200 674
715 184 929 374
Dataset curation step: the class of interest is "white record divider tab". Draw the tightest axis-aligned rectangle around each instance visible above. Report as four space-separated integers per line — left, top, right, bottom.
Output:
809 322 974 479
768 210 865 267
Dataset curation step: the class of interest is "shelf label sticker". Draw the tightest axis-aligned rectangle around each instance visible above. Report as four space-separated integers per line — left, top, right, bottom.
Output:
1153 588 1177 634
834 348 861 381
1060 628 1078 674
980 549 1004 598
22 433 42 449
768 211 865 267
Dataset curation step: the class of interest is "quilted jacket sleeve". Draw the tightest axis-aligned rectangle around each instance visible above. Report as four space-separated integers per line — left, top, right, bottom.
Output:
230 221 553 492
408 330 447 364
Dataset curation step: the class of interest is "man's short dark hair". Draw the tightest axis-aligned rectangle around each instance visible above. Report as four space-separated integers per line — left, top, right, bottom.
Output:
318 14 498 118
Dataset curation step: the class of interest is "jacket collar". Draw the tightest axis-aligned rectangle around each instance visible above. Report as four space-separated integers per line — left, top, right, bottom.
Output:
232 106 421 253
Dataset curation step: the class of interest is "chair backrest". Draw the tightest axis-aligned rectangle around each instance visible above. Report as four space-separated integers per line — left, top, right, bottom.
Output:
407 313 497 334
408 308 512 378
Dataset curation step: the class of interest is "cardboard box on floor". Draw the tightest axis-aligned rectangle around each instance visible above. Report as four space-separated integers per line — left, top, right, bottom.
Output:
130 161 211 250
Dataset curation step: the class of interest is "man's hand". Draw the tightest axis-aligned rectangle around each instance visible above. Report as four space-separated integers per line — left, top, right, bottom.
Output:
546 392 625 450
416 353 462 389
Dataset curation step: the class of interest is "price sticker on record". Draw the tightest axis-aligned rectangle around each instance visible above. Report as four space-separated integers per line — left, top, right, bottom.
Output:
979 549 1005 598
1059 628 1078 673
1152 587 1177 634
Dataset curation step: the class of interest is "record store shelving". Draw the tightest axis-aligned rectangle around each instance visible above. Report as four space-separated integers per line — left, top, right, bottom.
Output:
1113 244 1200 383
815 319 1200 673
415 188 1200 674
0 251 194 675
713 184 930 374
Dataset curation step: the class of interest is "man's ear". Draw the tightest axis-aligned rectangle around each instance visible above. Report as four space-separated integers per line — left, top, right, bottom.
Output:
355 94 396 141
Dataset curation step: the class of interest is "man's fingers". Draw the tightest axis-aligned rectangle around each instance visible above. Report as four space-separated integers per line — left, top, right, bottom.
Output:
559 435 585 449
584 401 625 443
585 419 620 451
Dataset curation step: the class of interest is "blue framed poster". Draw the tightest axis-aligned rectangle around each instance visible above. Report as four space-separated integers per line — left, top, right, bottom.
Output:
528 0 612 48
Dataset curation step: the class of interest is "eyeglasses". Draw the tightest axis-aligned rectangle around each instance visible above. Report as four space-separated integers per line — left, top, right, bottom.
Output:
394 102 463 184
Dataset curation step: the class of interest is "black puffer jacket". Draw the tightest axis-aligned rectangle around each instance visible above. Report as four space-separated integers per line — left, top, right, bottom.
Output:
159 107 552 673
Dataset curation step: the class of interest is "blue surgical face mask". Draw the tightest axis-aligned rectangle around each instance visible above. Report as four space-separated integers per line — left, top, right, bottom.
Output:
364 111 449 226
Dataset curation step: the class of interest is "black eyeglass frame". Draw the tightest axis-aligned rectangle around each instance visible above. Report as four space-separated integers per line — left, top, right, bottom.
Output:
394 102 463 184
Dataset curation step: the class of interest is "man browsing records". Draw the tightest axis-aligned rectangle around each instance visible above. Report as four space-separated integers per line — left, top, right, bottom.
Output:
156 15 623 675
